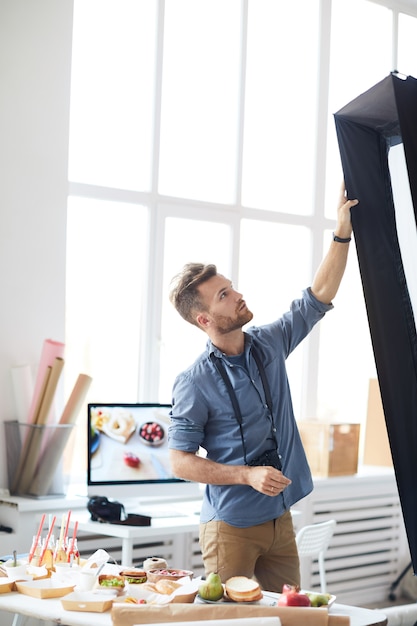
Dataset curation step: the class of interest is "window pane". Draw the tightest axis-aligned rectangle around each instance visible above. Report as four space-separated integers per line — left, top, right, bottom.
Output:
398 13 417 78
158 0 241 203
159 217 232 399
321 0 392 425
317 231 375 422
66 196 147 402
325 0 392 216
239 221 311 419
242 0 319 214
69 0 157 190
328 0 392 114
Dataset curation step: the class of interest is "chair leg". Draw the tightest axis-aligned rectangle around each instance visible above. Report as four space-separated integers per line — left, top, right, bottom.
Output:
318 553 326 593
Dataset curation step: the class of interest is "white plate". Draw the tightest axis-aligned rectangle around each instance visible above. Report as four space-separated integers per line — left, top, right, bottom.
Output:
276 590 336 608
196 594 226 604
197 591 266 606
197 586 336 608
303 590 336 608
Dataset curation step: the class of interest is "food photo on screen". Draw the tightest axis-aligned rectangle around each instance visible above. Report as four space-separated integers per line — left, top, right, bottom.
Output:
88 403 174 483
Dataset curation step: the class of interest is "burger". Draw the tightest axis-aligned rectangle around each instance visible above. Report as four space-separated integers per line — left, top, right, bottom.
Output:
120 569 147 584
98 574 125 594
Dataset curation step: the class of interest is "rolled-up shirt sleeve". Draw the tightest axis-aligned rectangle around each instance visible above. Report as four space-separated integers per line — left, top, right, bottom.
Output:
168 372 207 452
304 287 334 312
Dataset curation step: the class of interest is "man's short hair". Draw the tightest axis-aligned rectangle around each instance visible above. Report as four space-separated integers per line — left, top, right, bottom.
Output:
169 263 218 326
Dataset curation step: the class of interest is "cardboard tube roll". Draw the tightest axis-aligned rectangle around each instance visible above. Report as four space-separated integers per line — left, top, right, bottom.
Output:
59 373 93 425
10 366 52 494
28 373 92 496
35 357 65 426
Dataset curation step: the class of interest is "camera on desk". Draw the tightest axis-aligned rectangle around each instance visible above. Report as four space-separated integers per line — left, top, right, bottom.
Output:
0 524 12 534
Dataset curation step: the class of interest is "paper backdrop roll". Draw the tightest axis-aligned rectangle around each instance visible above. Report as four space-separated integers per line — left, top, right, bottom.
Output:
111 603 350 626
26 338 65 425
10 364 34 422
12 357 65 494
28 373 93 496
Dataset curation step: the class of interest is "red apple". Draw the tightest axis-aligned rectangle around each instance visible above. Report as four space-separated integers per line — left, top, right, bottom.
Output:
123 451 140 468
277 584 311 607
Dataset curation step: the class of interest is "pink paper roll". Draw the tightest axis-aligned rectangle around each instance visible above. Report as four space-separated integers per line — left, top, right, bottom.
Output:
27 339 65 425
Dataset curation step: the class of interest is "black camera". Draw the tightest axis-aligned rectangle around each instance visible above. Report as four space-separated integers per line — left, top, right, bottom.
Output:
247 448 282 470
87 495 126 523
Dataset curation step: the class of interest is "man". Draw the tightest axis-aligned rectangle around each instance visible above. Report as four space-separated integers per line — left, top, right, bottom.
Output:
168 184 358 592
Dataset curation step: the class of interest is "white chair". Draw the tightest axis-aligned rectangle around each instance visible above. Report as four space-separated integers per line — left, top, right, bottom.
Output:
295 518 337 593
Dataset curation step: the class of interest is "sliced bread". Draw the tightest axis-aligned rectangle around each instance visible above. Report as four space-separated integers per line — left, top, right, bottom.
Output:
225 576 262 602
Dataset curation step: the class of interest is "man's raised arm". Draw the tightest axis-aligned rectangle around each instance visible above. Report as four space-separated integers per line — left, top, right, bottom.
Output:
311 183 359 304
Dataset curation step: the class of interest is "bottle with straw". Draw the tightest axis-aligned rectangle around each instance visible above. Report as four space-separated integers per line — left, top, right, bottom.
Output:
41 534 55 570
28 513 45 565
67 521 79 564
29 535 42 567
54 513 69 564
38 515 56 570
67 537 80 565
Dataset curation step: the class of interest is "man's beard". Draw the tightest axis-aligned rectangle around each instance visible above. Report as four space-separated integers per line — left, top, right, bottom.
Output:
211 307 254 335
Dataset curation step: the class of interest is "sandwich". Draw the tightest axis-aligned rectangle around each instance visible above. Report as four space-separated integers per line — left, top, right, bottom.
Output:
120 569 147 584
155 579 181 595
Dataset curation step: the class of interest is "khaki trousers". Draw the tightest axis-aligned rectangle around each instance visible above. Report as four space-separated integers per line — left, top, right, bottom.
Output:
199 510 300 593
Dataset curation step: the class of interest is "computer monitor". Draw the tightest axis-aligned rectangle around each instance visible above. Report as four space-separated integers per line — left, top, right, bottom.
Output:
87 403 202 507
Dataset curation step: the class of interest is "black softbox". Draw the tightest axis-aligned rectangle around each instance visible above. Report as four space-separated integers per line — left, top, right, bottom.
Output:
334 72 417 572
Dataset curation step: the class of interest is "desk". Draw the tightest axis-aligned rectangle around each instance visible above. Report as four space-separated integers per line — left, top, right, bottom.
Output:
74 510 200 565
73 506 302 566
0 591 388 626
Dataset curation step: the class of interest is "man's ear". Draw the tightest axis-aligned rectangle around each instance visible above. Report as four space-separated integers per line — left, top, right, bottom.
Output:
196 312 210 330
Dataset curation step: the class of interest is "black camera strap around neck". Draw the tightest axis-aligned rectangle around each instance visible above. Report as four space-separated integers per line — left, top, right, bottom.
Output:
209 344 274 465
251 346 273 417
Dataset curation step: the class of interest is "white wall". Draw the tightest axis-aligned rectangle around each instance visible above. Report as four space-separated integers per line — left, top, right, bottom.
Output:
0 0 73 489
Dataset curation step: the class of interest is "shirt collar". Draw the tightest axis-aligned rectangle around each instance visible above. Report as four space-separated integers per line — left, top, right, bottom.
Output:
207 333 253 359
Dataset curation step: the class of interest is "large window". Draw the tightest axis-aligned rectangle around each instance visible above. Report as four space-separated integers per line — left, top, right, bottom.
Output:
66 0 417 483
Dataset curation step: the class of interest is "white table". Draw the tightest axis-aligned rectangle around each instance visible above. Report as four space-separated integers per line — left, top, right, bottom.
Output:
73 509 201 565
0 590 388 626
72 503 303 566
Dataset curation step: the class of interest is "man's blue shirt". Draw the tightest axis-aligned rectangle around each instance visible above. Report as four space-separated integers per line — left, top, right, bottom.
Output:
168 288 333 527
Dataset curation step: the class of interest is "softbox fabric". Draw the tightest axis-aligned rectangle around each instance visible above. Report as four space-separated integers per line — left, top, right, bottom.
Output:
334 73 417 572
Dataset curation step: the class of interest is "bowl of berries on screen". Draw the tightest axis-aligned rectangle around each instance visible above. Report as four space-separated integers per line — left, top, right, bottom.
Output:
138 421 165 446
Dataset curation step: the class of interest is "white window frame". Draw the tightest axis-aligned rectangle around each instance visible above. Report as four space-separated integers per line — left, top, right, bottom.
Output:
67 0 417 420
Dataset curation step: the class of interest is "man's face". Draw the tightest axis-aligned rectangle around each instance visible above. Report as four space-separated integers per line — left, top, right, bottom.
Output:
197 274 253 334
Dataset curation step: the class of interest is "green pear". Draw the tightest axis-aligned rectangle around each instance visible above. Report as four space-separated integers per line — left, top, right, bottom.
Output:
198 572 224 601
306 592 332 607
